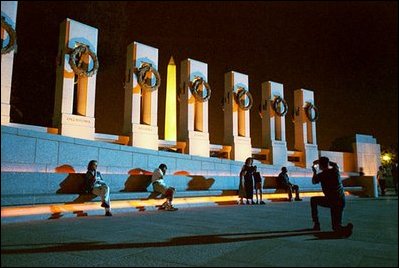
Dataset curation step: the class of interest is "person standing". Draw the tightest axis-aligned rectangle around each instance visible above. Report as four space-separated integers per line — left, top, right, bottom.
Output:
377 166 387 196
310 157 353 237
239 157 255 205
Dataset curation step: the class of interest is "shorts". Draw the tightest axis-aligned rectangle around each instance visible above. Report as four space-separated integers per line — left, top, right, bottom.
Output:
153 182 175 198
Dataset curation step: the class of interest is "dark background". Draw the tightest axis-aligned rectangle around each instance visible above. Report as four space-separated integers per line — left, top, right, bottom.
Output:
9 1 398 151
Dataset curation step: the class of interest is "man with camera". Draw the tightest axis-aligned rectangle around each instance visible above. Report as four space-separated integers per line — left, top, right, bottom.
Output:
311 156 353 237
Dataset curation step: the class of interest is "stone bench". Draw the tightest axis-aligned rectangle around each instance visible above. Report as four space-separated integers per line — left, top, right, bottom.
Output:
1 172 373 207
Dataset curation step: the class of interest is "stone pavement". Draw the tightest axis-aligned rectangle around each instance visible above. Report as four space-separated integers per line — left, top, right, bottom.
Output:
1 196 397 267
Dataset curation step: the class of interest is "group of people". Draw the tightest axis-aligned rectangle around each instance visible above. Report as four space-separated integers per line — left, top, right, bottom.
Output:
376 163 398 196
238 157 302 205
85 155 354 237
84 161 178 216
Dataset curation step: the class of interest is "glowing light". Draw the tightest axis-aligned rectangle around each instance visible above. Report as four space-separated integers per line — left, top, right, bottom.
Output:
382 154 391 162
165 56 177 141
0 192 350 218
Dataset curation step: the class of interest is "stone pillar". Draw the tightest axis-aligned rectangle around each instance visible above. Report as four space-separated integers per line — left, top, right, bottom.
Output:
53 18 98 140
224 71 252 162
1 1 18 124
261 81 288 166
294 89 318 168
178 58 210 157
352 134 381 176
123 42 159 150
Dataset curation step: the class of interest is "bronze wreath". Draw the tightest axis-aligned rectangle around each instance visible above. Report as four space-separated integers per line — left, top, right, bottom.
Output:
189 76 211 102
304 102 319 122
234 87 253 110
137 62 161 92
69 45 99 77
1 17 17 55
272 95 288 117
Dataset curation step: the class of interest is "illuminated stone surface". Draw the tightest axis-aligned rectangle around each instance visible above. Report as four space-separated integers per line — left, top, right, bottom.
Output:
224 71 252 161
123 42 159 150
178 58 210 157
53 18 98 140
1 1 18 124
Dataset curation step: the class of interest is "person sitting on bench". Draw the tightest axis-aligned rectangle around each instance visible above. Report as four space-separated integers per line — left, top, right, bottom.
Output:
151 164 177 211
277 167 302 201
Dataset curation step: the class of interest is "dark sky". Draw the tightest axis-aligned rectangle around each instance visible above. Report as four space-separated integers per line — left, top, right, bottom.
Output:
9 1 398 151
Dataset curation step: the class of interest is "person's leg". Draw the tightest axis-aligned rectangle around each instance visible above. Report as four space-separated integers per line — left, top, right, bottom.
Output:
255 185 259 204
257 183 265 204
153 183 168 208
293 185 302 201
331 206 344 231
287 185 293 201
165 188 177 211
92 185 111 215
310 196 329 229
380 180 386 195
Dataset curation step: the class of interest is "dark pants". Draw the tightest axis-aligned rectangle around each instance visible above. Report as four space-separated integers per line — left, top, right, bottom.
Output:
311 196 345 230
280 184 300 200
378 179 386 196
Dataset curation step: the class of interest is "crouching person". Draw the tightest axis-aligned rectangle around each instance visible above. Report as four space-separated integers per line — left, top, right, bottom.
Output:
86 160 112 216
152 164 178 211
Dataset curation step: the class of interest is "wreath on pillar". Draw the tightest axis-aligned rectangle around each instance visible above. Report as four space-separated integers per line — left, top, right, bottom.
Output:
304 102 319 122
234 87 253 110
1 17 17 55
189 76 211 102
271 95 288 117
137 62 161 92
69 44 99 77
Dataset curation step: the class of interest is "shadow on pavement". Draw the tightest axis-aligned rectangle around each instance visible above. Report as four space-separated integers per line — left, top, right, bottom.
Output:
2 228 341 255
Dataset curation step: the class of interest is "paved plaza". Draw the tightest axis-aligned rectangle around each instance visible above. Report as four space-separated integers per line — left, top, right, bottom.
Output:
1 196 398 267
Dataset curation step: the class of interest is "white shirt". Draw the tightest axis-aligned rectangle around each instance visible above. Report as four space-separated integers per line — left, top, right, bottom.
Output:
152 168 167 186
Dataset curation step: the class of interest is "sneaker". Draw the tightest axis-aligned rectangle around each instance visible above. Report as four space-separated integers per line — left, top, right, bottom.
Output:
101 202 110 208
288 198 293 202
259 201 266 205
254 201 259 204
295 198 303 201
337 223 353 238
313 223 321 231
165 205 178 211
105 211 113 216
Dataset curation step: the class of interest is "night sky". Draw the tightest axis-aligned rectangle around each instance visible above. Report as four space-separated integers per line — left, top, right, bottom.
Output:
9 1 398 151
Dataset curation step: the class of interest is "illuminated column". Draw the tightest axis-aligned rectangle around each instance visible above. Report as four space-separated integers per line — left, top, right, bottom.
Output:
165 56 176 141
353 134 381 176
223 71 252 162
53 18 98 140
123 42 159 150
261 81 288 166
1 1 18 124
294 89 319 168
178 58 210 157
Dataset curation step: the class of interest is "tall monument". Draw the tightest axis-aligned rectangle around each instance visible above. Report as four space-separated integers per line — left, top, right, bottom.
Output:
261 81 288 166
1 1 18 124
123 42 160 150
224 71 252 162
178 58 211 157
294 89 319 168
53 18 99 140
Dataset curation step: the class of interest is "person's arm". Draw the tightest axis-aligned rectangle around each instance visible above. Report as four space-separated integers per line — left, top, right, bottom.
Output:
312 166 319 184
85 171 95 193
239 168 246 188
329 161 339 172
